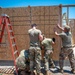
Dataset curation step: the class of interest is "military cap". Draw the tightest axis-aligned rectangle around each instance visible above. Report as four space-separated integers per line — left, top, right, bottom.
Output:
64 25 70 31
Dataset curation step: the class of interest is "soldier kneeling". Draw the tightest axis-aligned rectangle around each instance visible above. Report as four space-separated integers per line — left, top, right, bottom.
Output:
16 49 30 75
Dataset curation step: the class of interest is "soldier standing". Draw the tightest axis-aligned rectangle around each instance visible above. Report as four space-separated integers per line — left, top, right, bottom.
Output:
54 24 75 73
28 23 43 75
41 36 55 75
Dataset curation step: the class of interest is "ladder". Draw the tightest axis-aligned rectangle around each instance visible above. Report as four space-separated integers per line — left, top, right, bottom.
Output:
0 14 19 75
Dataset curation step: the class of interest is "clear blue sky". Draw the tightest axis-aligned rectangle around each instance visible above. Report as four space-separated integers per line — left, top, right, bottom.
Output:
0 0 75 18
0 0 75 8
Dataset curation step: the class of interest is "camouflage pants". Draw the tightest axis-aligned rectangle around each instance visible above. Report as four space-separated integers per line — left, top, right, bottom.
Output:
16 56 29 70
29 46 41 73
59 47 75 70
44 50 54 71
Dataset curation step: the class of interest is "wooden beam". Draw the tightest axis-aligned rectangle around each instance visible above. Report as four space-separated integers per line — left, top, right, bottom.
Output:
62 4 75 7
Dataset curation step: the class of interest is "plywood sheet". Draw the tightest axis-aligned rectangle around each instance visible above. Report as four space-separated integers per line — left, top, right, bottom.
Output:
0 6 61 60
13 26 30 34
50 6 59 15
31 7 41 16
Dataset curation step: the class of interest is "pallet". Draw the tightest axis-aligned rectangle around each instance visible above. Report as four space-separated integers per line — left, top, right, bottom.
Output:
0 66 15 74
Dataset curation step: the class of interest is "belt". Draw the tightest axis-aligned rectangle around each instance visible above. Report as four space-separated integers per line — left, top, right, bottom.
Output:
30 45 39 47
63 46 72 48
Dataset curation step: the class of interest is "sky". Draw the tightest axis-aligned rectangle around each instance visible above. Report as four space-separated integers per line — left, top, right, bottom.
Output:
0 0 75 8
0 0 75 18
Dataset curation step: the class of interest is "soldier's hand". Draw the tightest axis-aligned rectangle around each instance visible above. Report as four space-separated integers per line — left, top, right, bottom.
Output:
57 23 60 28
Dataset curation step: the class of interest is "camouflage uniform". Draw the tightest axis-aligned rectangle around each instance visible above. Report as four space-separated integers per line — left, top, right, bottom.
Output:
28 27 42 74
16 50 30 70
41 38 55 71
58 32 75 70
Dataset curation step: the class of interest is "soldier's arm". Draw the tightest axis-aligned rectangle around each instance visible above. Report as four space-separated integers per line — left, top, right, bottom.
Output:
39 34 43 41
41 45 45 50
41 41 45 50
57 24 64 31
54 27 59 36
39 31 43 41
52 41 55 45
55 31 59 36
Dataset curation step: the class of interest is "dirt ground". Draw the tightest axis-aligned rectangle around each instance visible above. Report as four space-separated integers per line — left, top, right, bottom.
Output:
0 67 74 75
1 72 74 75
0 60 75 75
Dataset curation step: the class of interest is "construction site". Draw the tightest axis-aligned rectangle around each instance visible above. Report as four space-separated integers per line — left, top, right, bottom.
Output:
0 4 75 75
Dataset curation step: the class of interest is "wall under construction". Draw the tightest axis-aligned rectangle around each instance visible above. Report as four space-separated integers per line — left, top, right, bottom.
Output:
70 19 75 44
0 6 62 60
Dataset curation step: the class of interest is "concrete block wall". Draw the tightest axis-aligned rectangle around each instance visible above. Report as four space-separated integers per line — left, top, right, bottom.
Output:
0 6 61 60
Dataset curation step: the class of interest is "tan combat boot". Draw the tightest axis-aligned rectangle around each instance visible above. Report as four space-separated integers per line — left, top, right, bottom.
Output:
46 71 50 75
51 63 55 68
71 69 75 74
59 69 64 73
30 71 35 75
37 73 42 75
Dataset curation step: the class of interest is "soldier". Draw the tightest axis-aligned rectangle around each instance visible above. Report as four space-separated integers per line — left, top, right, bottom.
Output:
28 23 43 75
41 35 55 75
54 24 75 73
16 49 30 75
